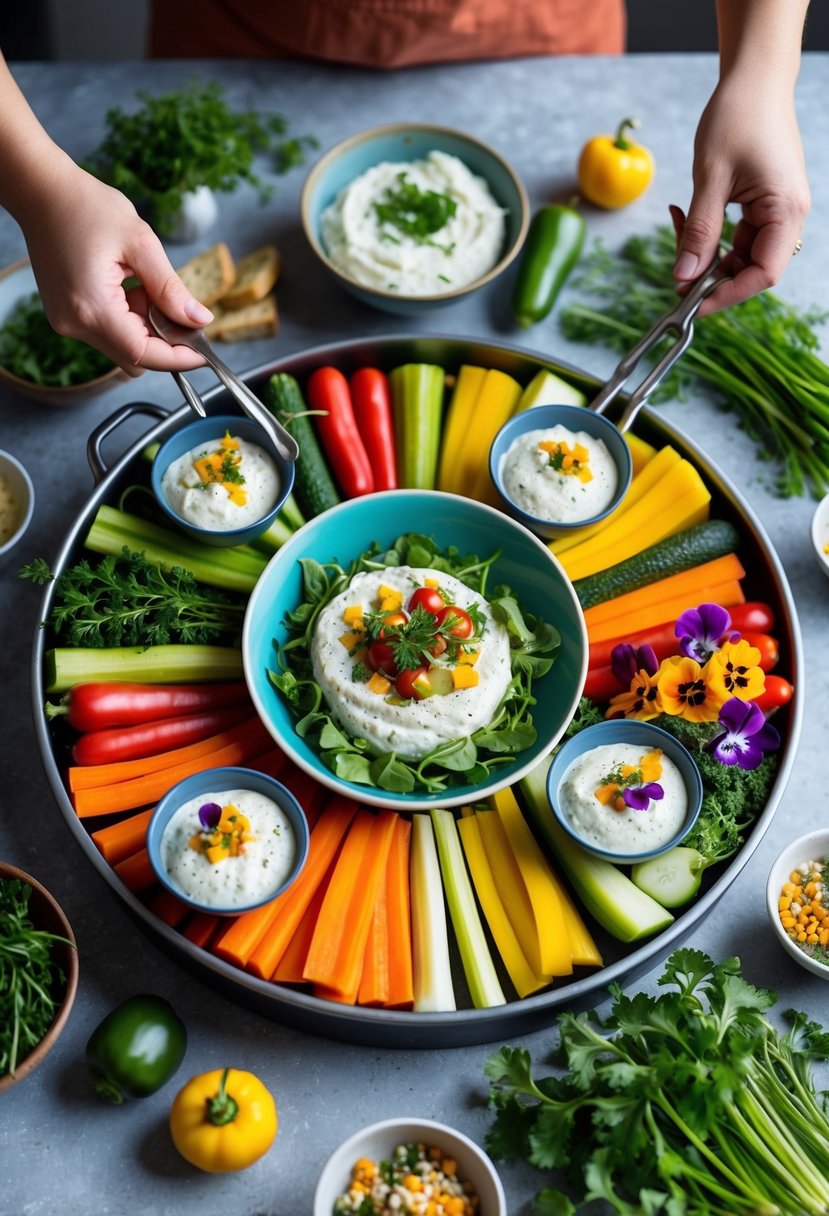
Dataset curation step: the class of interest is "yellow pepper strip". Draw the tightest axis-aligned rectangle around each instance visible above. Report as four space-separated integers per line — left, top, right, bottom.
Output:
169 1067 277 1173
578 116 655 210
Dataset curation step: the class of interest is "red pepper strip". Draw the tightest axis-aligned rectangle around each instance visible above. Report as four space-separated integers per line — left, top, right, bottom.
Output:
740 632 779 672
72 704 253 767
48 680 251 732
349 368 398 491
307 366 375 498
729 602 776 633
755 675 794 711
583 665 625 704
588 620 681 672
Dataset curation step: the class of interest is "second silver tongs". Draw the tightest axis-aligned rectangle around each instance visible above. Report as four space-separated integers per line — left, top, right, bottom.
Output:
148 304 300 464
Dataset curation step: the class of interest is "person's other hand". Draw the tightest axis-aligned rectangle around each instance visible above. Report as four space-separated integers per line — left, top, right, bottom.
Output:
672 79 809 315
20 160 212 376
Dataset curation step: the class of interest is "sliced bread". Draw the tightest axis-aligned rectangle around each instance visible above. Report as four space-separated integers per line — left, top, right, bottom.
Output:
176 242 236 307
218 245 281 311
207 295 279 343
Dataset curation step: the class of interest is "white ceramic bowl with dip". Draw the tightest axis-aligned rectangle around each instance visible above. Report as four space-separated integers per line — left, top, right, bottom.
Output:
146 767 309 916
151 413 295 548
546 719 703 865
0 448 34 566
766 828 829 981
489 403 633 540
810 493 829 580
313 1117 507 1216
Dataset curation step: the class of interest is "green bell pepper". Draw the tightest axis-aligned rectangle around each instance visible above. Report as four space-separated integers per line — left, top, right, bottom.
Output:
511 203 586 328
86 994 187 1104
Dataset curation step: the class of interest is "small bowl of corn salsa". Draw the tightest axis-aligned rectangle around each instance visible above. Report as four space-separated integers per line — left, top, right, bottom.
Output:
313 1117 506 1216
0 448 34 565
767 829 829 980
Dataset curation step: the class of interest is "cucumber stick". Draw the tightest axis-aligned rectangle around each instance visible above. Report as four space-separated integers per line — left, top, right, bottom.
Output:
573 519 740 609
516 368 588 410
631 848 705 908
517 755 674 942
389 363 445 489
410 814 456 1012
265 373 341 519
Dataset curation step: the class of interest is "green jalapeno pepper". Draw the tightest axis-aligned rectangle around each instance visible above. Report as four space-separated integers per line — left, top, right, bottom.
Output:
511 203 586 328
86 994 187 1104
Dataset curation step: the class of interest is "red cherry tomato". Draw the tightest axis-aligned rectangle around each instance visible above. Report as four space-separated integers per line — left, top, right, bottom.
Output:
729 602 776 633
395 666 429 701
367 640 398 678
435 605 474 639
379 610 409 638
741 632 779 672
408 587 445 616
755 675 794 711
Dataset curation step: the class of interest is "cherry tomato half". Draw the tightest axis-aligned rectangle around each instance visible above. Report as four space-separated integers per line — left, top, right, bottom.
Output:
395 666 429 701
755 675 794 711
435 605 474 640
379 610 408 638
741 632 779 672
367 640 398 677
408 587 445 616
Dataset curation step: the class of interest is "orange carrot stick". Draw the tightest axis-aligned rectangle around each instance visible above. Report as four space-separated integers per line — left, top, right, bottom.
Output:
114 848 156 893
582 554 744 628
148 888 189 927
91 807 154 864
303 809 397 1000
357 853 390 1008
184 912 220 949
272 857 338 985
213 796 355 972
384 817 414 1010
586 580 745 645
68 717 265 792
72 719 273 818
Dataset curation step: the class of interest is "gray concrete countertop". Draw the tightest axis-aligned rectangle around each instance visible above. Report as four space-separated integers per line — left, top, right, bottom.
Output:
1 55 827 1215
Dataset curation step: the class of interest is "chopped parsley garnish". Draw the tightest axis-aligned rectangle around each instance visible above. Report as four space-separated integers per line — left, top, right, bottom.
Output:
351 661 372 683
374 172 458 249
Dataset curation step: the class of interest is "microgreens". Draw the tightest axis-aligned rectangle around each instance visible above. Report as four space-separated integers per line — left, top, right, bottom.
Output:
374 172 458 250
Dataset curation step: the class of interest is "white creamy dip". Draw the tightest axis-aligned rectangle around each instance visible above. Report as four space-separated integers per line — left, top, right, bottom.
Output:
501 425 618 523
559 743 688 855
311 566 512 761
161 434 280 530
319 150 506 296
161 788 297 909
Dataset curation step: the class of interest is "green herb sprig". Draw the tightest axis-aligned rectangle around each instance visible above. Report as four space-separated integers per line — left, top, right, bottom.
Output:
0 294 114 388
374 172 458 250
0 879 72 1078
486 948 829 1215
19 548 246 647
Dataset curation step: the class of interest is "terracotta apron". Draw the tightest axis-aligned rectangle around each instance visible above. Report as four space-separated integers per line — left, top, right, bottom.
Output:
149 0 626 63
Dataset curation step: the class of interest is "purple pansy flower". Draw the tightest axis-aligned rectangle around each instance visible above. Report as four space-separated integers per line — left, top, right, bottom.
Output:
611 642 659 687
675 602 739 663
623 782 664 810
706 697 781 770
198 801 222 829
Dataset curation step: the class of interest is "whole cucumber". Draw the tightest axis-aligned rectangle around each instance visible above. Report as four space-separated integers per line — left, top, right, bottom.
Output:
511 204 586 328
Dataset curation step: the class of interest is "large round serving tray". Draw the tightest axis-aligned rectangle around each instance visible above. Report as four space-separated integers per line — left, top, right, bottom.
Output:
33 335 804 1048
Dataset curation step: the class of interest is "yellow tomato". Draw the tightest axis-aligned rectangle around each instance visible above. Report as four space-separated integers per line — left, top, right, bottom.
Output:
169 1067 277 1173
578 117 655 209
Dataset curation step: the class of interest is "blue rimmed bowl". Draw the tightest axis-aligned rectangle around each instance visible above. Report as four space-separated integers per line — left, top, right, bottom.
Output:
146 766 310 916
243 490 588 812
546 719 703 864
301 122 529 316
151 413 295 547
489 403 633 540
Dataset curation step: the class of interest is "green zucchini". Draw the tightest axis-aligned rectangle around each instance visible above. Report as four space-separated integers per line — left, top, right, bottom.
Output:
511 203 586 329
573 519 740 610
517 754 674 943
266 373 340 519
389 363 445 489
631 847 705 908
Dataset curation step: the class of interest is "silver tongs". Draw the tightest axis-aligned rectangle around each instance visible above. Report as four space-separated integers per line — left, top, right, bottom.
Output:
148 303 300 463
587 251 728 433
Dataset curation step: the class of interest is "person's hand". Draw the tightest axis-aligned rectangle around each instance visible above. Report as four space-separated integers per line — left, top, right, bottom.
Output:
672 78 810 315
19 158 212 376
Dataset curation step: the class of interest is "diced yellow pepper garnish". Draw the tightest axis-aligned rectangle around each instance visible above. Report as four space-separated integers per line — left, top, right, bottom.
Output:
339 630 365 651
377 584 403 604
205 844 229 865
342 604 364 625
380 596 402 612
424 578 440 589
457 649 479 665
367 672 392 695
452 666 479 689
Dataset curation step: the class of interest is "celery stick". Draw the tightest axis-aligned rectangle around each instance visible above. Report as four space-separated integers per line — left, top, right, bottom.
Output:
410 814 456 1012
44 645 243 693
278 493 306 532
515 368 588 411
253 514 294 552
389 363 445 489
431 809 506 1009
517 755 674 942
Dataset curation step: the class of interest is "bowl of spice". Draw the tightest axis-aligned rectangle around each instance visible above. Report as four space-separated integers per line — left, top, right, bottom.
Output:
767 829 829 979
0 862 79 1091
313 1116 506 1216
0 448 34 564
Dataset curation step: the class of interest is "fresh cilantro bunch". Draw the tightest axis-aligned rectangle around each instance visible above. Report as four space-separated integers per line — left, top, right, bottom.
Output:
486 948 829 1215
85 81 291 233
0 293 114 387
20 548 246 646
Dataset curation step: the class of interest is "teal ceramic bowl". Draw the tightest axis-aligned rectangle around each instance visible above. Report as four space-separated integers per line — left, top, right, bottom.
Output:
243 490 588 811
151 413 295 548
546 720 703 864
301 123 529 316
146 766 310 916
489 404 633 540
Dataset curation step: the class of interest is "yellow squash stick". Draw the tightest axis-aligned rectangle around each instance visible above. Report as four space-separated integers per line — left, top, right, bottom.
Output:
491 788 602 969
457 811 551 998
476 808 572 978
626 432 657 475
438 368 522 498
437 365 487 491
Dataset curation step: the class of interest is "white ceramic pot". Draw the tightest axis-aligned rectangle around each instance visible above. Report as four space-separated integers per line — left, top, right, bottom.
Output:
165 186 219 242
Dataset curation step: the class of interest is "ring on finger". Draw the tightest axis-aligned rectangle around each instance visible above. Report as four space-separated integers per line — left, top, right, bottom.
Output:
793 238 803 256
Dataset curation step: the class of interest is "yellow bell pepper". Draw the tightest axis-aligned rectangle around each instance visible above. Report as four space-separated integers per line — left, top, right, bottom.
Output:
577 117 655 209
169 1067 277 1173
